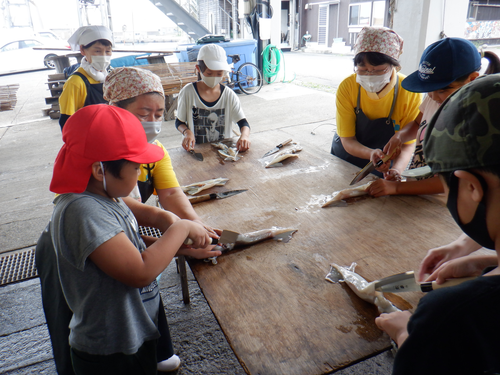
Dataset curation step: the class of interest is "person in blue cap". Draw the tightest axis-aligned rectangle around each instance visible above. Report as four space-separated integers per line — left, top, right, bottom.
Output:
375 73 500 375
367 37 500 197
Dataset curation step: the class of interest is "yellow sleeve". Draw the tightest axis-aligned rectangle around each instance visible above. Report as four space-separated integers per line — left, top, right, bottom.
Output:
59 73 87 117
335 75 357 138
138 141 180 191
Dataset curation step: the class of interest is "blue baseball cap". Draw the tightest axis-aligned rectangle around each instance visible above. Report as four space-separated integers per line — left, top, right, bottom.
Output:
402 37 481 93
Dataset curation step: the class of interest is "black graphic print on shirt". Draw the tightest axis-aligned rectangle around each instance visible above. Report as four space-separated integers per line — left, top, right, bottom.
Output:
191 106 225 143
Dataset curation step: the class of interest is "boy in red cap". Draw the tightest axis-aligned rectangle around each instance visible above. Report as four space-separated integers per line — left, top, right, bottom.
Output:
46 104 220 374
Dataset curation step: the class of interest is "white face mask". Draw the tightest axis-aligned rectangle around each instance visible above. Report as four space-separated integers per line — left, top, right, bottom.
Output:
356 69 393 93
99 162 107 192
141 121 162 143
200 71 224 88
90 55 111 72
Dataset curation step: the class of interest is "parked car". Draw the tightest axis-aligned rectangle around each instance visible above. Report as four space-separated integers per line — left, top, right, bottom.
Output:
0 39 71 75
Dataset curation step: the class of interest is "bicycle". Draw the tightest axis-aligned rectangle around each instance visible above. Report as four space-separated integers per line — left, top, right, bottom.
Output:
226 54 263 95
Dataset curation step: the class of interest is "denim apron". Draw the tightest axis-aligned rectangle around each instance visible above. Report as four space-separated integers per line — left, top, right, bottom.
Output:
72 72 107 106
331 75 399 173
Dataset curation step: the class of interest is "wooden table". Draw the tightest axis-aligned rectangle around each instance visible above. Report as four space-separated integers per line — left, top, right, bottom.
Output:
167 129 462 375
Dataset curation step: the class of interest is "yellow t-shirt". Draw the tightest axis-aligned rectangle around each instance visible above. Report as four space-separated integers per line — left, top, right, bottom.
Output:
138 140 180 193
336 73 422 140
59 67 99 118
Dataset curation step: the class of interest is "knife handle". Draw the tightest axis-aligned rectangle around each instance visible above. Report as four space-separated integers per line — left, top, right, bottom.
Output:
430 277 475 291
188 193 216 204
375 147 398 167
278 139 293 148
184 237 219 245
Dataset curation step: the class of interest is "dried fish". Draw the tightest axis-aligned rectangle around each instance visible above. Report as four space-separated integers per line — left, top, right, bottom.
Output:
322 181 373 207
265 145 303 168
212 142 241 161
181 177 229 195
326 263 399 314
206 227 298 264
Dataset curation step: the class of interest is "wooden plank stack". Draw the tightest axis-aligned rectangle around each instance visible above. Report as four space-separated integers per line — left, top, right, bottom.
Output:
139 62 198 120
43 73 66 119
0 84 20 112
140 62 198 95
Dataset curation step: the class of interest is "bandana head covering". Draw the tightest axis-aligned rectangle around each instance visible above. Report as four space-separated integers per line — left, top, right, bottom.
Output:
68 25 114 51
103 67 165 104
353 26 404 61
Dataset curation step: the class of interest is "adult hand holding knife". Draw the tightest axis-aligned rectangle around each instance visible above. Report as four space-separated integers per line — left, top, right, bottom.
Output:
350 147 398 185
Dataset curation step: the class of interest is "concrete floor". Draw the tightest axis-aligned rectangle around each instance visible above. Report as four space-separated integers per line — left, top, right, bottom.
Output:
0 52 395 374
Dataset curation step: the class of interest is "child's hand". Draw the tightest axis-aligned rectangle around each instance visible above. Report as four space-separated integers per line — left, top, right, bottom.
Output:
179 245 222 259
367 179 399 197
184 221 212 249
182 129 195 151
417 237 480 281
236 135 250 152
425 255 496 284
193 220 222 238
375 310 411 347
384 168 401 181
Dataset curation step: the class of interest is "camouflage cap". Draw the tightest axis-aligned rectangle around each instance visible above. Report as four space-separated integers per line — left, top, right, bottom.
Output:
423 74 500 174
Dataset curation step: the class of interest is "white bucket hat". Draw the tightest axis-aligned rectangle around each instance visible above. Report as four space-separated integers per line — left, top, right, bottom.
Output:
197 44 230 71
68 25 114 51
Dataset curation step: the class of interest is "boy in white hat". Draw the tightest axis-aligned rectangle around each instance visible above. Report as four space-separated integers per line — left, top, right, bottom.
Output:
59 25 114 130
175 43 251 152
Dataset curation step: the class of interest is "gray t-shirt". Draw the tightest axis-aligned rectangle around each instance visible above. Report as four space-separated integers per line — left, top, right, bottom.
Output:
51 192 160 355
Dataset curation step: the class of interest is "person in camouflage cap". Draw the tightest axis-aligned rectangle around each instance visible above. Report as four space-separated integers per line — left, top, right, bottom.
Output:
424 73 500 174
375 74 500 375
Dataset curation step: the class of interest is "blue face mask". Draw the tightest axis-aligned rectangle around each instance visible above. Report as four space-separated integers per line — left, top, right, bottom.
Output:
141 121 162 143
446 172 495 250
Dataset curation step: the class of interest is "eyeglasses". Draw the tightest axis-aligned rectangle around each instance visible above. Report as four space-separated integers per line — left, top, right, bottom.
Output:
354 66 391 76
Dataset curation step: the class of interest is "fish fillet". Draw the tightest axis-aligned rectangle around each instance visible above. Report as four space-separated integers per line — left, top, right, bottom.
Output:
322 181 373 207
326 263 398 314
212 142 241 161
181 177 229 195
206 227 298 264
265 145 303 168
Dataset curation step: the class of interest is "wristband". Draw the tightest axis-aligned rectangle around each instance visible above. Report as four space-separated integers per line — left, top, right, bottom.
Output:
182 128 189 136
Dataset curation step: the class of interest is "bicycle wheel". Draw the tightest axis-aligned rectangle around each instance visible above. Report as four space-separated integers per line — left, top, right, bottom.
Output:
236 63 263 95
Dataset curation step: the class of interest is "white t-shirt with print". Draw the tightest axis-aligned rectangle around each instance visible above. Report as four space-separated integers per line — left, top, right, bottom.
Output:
177 83 246 144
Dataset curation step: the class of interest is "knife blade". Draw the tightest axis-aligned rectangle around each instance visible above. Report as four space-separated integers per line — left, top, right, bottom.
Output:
349 147 397 185
188 189 248 204
189 149 203 161
184 229 240 246
374 271 475 293
262 138 293 158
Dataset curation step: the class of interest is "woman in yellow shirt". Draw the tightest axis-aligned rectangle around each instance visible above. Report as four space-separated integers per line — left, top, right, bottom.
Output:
332 26 421 178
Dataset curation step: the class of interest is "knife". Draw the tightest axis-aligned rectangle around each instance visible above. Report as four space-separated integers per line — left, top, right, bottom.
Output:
188 189 247 204
262 138 293 158
374 271 475 293
189 149 203 161
349 147 397 185
184 229 240 246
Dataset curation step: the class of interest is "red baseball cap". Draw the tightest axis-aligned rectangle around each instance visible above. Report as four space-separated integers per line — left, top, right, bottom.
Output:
50 104 164 194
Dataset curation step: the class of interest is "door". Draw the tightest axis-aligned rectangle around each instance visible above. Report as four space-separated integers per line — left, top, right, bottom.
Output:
318 4 329 46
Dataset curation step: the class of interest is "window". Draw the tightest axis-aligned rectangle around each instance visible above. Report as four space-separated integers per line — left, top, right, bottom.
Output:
349 2 372 26
349 1 385 27
372 1 385 26
467 1 479 20
1 42 20 52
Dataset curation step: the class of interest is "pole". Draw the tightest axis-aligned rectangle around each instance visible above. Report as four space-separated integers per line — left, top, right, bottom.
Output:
106 0 113 31
232 0 238 39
